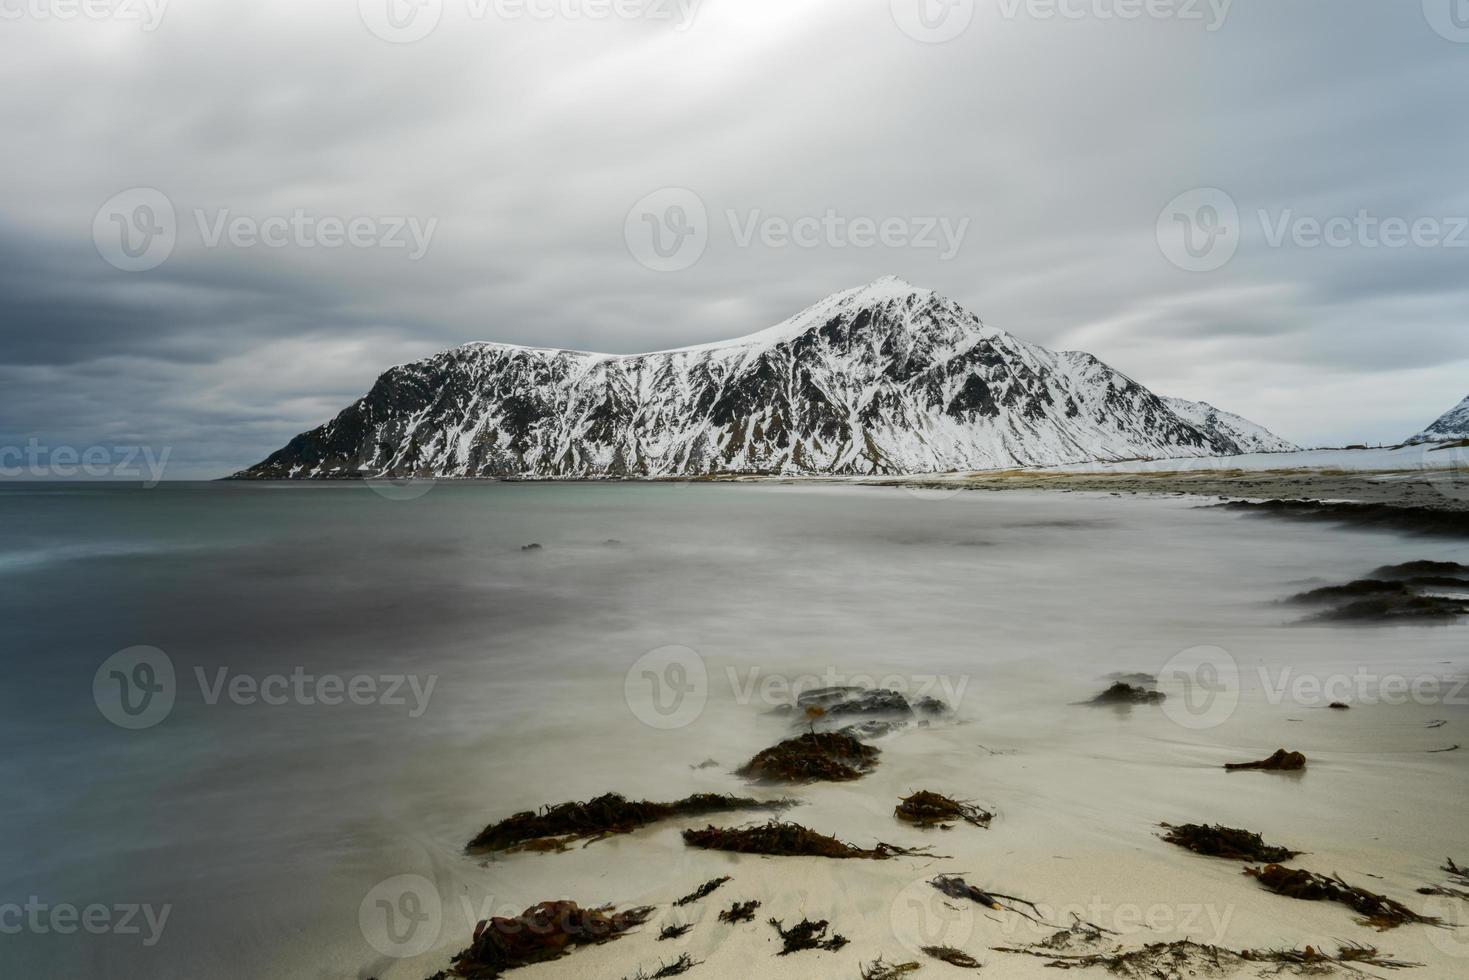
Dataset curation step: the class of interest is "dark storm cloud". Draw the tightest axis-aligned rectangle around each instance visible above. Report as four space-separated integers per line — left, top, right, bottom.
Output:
1 0 1467 475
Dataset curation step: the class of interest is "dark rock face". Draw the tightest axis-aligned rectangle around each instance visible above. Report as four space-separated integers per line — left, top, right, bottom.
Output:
231 278 1293 481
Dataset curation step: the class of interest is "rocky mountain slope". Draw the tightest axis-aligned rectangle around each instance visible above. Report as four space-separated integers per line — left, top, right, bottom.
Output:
232 277 1295 479
1407 395 1469 444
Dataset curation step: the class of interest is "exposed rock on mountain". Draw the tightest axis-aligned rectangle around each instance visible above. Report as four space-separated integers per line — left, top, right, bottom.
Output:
1408 394 1469 444
233 277 1294 479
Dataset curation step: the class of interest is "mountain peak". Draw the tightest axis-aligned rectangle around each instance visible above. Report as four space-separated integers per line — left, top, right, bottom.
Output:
1408 393 1469 444
234 281 1295 480
838 275 934 304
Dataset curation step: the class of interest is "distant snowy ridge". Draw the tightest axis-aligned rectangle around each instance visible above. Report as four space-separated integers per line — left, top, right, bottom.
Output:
233 277 1297 480
1407 394 1469 444
1159 396 1298 455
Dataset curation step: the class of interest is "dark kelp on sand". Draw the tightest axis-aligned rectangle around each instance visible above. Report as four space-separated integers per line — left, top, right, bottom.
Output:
861 958 922 979
717 900 760 924
683 821 932 860
1225 748 1306 771
894 790 993 829
656 923 691 942
736 731 881 783
1418 858 1469 901
1244 865 1445 930
930 875 1056 926
768 917 849 955
467 792 797 853
1160 822 1301 862
621 953 700 979
921 945 982 969
994 932 1421 974
436 900 653 979
672 875 731 907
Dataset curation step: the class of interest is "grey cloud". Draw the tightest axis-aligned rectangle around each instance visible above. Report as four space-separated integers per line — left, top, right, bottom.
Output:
1 0 1466 474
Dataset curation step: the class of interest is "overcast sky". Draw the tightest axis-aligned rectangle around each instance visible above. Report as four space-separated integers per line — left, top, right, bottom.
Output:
2 0 1466 478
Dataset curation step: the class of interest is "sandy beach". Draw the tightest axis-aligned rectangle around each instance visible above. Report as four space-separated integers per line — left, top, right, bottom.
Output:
318 470 1467 980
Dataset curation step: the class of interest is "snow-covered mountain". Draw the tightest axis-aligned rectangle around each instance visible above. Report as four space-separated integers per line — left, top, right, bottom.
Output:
1159 397 1297 455
232 277 1296 479
1407 395 1469 444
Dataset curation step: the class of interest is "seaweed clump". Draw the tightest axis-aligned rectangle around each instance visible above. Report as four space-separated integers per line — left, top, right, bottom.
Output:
895 791 992 830
921 945 981 969
717 900 760 924
768 917 849 955
467 793 795 853
683 821 929 860
1240 942 1422 971
1085 681 1165 705
994 934 1421 973
673 875 731 907
1418 858 1469 900
443 900 653 978
861 958 921 979
1225 748 1305 771
1160 822 1301 862
736 731 880 783
621 954 700 979
1244 865 1444 930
